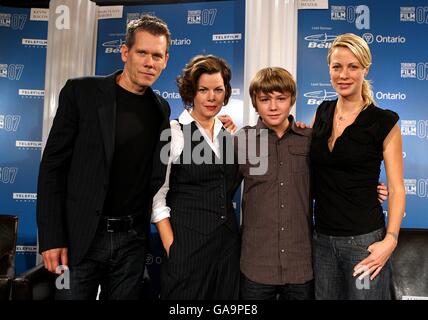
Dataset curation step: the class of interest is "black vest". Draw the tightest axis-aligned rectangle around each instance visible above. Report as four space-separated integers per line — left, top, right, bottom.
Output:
167 122 239 234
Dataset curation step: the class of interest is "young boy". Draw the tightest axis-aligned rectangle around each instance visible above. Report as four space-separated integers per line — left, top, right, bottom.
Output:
236 67 314 299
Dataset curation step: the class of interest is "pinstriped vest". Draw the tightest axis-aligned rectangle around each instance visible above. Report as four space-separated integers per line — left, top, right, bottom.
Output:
166 122 239 234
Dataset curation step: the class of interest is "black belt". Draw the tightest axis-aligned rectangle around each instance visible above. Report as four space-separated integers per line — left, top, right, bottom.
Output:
100 213 144 233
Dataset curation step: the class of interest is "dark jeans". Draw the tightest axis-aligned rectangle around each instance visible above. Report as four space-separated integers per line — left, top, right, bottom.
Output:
313 227 392 300
240 273 314 300
55 223 147 300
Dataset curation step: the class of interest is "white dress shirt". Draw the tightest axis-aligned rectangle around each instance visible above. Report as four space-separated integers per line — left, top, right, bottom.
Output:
151 109 225 223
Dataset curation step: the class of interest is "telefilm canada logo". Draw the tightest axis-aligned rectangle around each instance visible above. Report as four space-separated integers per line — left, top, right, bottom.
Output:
16 140 42 150
18 89 44 98
212 33 242 43
22 38 47 48
13 192 37 201
330 4 370 29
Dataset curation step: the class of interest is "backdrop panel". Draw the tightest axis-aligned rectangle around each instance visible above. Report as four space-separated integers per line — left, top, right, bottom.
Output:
0 6 48 273
297 0 428 228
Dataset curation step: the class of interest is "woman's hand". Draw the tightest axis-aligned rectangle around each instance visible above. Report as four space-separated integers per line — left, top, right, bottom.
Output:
165 237 174 257
353 235 397 280
377 182 388 203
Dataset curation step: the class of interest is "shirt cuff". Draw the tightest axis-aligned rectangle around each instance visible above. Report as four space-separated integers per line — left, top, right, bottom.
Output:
151 207 171 224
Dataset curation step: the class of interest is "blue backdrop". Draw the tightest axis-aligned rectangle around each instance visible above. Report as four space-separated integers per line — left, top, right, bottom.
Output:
0 6 47 273
297 0 428 228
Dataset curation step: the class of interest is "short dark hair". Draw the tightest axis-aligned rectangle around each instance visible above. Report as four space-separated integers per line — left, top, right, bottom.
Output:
125 15 171 51
177 55 232 109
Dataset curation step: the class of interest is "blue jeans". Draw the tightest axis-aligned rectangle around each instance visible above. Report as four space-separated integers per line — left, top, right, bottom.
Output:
313 228 392 300
240 273 314 300
55 223 147 300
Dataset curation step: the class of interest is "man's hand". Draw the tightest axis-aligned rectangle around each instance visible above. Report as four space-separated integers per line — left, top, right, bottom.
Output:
377 182 388 203
42 248 68 274
218 114 237 133
295 121 309 129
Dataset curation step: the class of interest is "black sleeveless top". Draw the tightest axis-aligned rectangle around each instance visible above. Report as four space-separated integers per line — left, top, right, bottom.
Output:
310 100 399 236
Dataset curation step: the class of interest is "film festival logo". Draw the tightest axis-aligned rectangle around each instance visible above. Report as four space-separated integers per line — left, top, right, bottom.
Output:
400 62 428 80
404 179 417 196
331 5 370 30
159 127 269 176
0 114 20 132
0 13 11 27
0 64 8 78
127 12 155 25
400 7 416 22
187 9 217 26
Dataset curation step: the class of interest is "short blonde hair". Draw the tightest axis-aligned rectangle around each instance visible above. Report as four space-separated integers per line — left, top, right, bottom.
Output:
249 67 296 111
327 33 374 107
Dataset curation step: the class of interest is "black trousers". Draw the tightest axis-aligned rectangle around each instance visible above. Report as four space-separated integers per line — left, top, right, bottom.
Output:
160 224 240 300
55 222 146 300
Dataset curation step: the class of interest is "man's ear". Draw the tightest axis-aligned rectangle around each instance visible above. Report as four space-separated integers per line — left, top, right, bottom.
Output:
120 44 129 63
163 52 169 69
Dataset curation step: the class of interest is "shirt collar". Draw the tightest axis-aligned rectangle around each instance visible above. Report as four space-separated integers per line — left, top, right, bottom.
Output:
255 114 306 137
178 109 224 137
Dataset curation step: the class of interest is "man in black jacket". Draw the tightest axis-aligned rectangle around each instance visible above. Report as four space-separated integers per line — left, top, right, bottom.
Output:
37 15 171 300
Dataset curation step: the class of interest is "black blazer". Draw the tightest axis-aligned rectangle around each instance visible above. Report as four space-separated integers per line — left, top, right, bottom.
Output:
36 70 170 265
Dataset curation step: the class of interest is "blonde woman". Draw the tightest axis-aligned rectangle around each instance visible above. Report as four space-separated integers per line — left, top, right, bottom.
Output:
310 33 405 299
